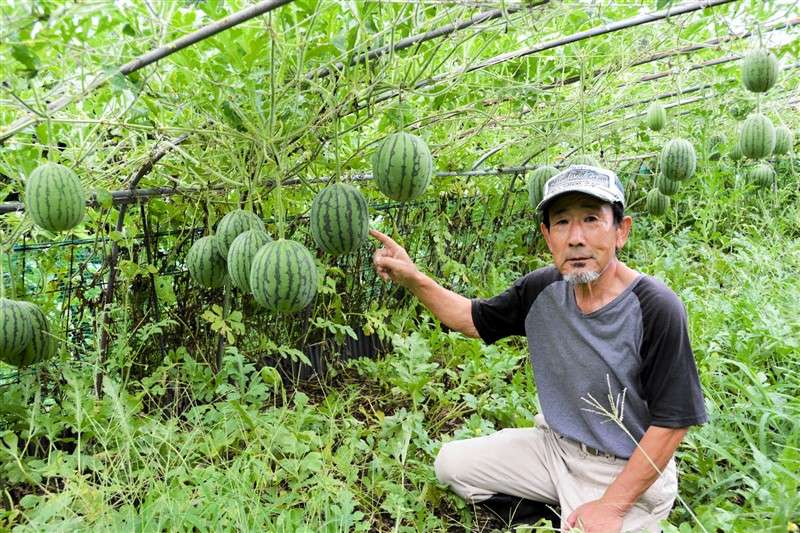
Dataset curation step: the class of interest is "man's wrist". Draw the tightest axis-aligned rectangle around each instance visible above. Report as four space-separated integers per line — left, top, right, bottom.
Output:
598 492 632 517
408 269 431 293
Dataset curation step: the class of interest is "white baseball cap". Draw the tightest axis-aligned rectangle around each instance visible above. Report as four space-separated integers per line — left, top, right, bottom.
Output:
536 164 625 212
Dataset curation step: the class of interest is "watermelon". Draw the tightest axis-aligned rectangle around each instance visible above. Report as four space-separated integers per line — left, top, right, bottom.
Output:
646 189 669 215
729 100 755 120
729 143 743 161
227 229 272 292
655 173 679 196
748 163 774 188
249 239 318 313
372 132 433 202
739 114 775 159
660 139 696 181
527 165 559 209
25 163 85 232
570 155 601 167
214 210 266 257
11 302 57 367
624 178 643 207
0 299 34 365
646 102 667 131
773 126 793 156
741 49 779 93
310 183 370 255
186 236 227 288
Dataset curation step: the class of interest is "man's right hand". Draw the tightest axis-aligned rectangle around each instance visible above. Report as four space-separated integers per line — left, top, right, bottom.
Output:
370 229 421 289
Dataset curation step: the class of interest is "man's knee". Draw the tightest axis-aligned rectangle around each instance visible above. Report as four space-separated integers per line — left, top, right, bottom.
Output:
434 442 458 485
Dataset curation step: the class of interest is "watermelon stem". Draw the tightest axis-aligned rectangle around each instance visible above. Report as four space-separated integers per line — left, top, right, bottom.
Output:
30 84 54 163
0 233 6 300
579 53 586 154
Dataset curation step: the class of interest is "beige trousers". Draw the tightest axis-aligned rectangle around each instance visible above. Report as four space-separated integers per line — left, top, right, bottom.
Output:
434 413 678 533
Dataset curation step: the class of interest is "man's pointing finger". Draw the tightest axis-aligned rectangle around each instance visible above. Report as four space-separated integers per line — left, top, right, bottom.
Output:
369 228 400 249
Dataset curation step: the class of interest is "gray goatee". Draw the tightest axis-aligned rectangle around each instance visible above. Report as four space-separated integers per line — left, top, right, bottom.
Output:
563 270 601 285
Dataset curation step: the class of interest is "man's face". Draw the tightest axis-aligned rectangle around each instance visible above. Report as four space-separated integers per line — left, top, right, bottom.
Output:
540 192 631 284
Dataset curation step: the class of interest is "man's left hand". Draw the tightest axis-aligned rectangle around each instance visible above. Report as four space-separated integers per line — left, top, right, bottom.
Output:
563 499 625 533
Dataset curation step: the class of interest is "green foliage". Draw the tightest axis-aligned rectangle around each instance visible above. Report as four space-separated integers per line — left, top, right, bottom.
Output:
0 2 799 531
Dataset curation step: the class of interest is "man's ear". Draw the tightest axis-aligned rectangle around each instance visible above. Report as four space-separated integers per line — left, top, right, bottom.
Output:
540 221 554 254
616 215 633 250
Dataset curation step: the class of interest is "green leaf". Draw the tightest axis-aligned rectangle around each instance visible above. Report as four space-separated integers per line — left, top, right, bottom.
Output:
95 189 113 209
11 44 40 73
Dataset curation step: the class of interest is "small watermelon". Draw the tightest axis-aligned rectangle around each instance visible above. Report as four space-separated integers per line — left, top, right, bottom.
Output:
25 163 86 232
250 239 318 313
773 126 793 156
739 114 775 160
660 139 696 181
12 302 57 367
646 102 667 131
646 189 669 216
655 173 679 196
214 210 266 257
570 155 601 167
624 178 643 207
186 236 227 288
748 163 774 188
310 183 370 255
0 299 34 365
372 132 433 202
741 49 780 93
729 143 743 161
227 229 272 292
527 165 559 209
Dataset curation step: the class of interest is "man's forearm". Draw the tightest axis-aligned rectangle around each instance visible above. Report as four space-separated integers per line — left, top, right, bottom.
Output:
600 425 688 515
408 271 480 338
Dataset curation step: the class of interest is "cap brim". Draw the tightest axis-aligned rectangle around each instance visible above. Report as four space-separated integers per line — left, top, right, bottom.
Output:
536 187 621 212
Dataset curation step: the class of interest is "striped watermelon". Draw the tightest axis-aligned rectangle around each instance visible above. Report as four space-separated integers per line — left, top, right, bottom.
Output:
12 302 57 367
527 165 559 209
624 178 643 207
372 132 433 202
748 163 774 188
227 229 272 292
660 139 696 181
741 49 779 93
249 239 318 313
729 143 743 161
0 299 34 365
646 102 667 131
310 183 370 255
739 114 775 159
655 173 679 196
25 163 85 232
646 189 669 216
773 126 793 155
570 155 601 167
214 210 266 257
186 236 227 288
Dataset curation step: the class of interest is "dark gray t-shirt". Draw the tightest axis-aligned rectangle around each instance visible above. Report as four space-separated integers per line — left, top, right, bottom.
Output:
471 266 709 459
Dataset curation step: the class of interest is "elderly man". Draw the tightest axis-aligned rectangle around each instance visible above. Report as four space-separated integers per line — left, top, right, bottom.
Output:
370 165 708 533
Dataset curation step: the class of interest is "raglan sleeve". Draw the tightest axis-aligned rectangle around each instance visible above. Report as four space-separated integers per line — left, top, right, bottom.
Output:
638 282 709 428
470 272 537 345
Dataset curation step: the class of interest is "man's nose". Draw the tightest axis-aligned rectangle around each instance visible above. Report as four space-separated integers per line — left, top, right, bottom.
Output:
568 222 585 246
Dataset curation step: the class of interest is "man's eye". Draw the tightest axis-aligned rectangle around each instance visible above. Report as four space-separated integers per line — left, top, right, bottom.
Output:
555 219 567 225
